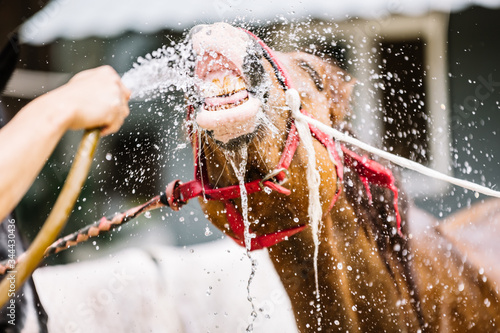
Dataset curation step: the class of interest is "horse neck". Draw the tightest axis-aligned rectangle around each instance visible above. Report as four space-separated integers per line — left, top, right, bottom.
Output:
195 127 421 331
267 193 421 331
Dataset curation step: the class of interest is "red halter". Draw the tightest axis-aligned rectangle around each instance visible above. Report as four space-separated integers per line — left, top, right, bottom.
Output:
162 29 403 251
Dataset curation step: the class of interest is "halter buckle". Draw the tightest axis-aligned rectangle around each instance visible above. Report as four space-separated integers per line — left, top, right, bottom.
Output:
259 168 290 190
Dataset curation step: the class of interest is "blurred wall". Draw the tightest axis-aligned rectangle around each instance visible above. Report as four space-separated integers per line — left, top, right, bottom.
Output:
415 6 500 216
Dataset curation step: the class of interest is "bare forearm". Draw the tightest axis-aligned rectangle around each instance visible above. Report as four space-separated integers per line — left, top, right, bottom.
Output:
0 92 70 220
0 66 130 222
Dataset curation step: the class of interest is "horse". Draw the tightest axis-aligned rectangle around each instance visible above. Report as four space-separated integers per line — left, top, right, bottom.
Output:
185 22 500 332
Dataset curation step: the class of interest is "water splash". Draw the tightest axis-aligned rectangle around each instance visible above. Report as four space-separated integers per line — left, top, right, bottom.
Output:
227 145 255 251
227 145 258 333
121 42 197 100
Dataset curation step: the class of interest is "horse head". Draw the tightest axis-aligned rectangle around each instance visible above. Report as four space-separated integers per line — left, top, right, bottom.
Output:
186 22 356 241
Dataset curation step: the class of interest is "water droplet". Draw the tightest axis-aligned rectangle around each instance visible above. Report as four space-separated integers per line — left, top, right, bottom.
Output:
485 298 491 307
105 153 112 161
144 211 152 219
204 227 213 236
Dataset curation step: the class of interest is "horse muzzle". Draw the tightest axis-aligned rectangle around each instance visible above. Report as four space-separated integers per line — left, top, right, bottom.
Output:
189 23 267 144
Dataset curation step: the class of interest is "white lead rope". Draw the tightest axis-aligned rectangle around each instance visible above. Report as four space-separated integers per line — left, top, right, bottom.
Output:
286 89 323 301
288 88 500 198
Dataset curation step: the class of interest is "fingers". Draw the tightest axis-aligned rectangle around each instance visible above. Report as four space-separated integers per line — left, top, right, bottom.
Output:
118 78 132 102
100 91 130 137
65 65 133 136
107 67 132 136
100 117 124 136
107 79 131 136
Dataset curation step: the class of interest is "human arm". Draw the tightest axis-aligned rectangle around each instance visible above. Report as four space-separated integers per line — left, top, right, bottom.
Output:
0 65 130 221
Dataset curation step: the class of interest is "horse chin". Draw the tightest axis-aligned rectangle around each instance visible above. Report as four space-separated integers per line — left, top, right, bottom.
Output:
199 104 264 150
209 130 258 151
195 94 263 143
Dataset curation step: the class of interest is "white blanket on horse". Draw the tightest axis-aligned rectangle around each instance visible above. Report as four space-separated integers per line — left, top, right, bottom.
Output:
33 240 297 333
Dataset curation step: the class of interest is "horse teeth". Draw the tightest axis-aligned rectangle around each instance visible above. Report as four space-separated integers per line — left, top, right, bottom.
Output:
204 96 249 112
201 76 247 98
234 76 246 92
212 78 222 87
223 76 232 94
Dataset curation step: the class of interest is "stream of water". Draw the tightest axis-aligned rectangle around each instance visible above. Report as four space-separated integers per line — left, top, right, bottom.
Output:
227 146 259 332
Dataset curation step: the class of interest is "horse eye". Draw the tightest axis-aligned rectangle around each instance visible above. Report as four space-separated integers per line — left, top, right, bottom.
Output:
298 61 324 91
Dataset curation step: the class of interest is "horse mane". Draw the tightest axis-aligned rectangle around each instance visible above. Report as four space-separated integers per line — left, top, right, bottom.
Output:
339 123 410 254
336 121 425 324
292 50 413 270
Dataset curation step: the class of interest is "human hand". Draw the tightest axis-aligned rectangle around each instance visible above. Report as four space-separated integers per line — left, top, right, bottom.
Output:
50 65 131 136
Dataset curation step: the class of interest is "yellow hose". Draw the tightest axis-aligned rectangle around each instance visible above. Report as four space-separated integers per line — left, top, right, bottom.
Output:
0 129 100 307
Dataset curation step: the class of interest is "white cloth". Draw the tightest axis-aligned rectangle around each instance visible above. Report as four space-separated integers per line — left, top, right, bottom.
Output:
34 239 297 333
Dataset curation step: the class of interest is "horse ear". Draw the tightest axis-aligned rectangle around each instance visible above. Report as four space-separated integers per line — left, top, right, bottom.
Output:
325 66 356 124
